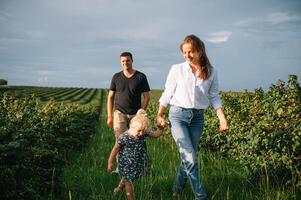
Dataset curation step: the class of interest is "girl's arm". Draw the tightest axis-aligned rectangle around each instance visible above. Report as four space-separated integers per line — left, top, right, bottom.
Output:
107 143 121 172
147 128 164 138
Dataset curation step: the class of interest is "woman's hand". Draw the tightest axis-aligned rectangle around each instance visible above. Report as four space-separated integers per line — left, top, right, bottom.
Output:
219 118 229 132
156 105 168 129
216 108 229 133
157 115 168 129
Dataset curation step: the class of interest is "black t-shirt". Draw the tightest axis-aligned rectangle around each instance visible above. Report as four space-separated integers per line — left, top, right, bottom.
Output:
110 70 150 115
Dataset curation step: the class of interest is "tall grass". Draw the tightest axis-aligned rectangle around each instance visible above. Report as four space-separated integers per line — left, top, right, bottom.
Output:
61 117 299 199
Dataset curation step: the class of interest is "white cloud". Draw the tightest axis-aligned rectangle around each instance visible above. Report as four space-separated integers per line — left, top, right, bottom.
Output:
234 18 256 26
206 31 232 44
265 12 301 25
235 12 301 27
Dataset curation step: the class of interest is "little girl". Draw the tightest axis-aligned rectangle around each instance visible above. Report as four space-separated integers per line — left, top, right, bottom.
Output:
107 109 166 200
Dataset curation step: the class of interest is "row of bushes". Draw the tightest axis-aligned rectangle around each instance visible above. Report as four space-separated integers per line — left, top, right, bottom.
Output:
0 95 100 199
202 75 301 189
146 75 300 189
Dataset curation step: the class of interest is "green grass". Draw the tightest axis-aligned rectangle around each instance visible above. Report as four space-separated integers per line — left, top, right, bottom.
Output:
1 86 298 199
61 117 299 200
150 90 163 102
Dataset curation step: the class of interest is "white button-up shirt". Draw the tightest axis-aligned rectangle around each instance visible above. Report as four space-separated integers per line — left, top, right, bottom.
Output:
159 61 222 110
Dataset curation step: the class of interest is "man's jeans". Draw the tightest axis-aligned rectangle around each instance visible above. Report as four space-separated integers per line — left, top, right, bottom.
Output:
169 106 207 200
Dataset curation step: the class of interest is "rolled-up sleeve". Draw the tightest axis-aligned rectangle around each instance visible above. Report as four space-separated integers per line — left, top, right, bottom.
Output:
208 69 222 110
159 65 177 107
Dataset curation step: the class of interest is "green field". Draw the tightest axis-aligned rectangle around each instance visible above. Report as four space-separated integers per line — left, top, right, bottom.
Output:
62 117 299 200
0 85 103 105
0 78 300 199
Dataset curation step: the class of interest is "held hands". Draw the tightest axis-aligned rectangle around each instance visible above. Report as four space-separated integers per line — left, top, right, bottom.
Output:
156 115 169 129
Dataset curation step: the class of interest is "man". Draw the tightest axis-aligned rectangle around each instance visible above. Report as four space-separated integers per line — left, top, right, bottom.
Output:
107 51 150 152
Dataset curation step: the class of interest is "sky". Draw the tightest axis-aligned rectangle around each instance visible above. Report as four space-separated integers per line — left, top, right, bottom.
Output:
0 0 300 91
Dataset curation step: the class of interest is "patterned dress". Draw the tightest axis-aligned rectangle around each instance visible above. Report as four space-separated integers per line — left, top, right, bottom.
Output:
117 131 150 182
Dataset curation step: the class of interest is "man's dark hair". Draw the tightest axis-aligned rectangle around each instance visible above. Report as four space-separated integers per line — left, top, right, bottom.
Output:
120 52 133 61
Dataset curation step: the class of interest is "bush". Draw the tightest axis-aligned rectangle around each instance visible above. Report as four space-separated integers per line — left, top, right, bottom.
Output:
0 95 99 199
0 79 8 85
202 75 301 189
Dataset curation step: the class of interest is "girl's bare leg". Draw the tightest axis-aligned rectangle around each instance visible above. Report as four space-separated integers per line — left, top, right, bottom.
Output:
113 177 125 196
117 177 125 191
125 181 134 200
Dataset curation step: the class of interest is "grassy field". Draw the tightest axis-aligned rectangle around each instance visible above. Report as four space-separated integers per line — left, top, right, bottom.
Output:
61 118 298 200
0 85 102 105
61 90 299 200
1 85 299 199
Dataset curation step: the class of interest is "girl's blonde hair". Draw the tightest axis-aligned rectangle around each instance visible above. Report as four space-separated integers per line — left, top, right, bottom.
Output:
129 109 150 130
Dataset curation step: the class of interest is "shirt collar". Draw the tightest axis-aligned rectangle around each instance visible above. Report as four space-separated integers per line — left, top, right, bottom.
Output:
184 61 192 72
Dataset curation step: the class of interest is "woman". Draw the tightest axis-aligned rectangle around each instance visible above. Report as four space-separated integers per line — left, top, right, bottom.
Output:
156 34 229 200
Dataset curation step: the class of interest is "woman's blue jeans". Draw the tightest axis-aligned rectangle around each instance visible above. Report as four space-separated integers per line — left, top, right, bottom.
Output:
169 106 207 200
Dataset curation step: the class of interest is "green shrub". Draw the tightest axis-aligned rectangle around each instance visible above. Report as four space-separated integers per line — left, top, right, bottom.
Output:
202 75 301 189
0 95 99 199
0 79 7 85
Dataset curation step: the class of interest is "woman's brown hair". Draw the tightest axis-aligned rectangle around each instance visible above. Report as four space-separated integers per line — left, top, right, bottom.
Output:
180 34 212 80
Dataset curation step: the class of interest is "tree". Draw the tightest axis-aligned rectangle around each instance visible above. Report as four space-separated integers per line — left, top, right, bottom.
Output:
0 79 8 85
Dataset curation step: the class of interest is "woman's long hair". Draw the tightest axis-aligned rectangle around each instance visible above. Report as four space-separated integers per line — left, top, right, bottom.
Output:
180 34 212 80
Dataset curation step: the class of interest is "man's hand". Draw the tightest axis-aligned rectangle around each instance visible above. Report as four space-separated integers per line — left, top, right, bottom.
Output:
107 117 113 128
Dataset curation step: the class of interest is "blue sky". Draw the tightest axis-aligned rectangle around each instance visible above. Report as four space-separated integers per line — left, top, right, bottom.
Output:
0 0 300 91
